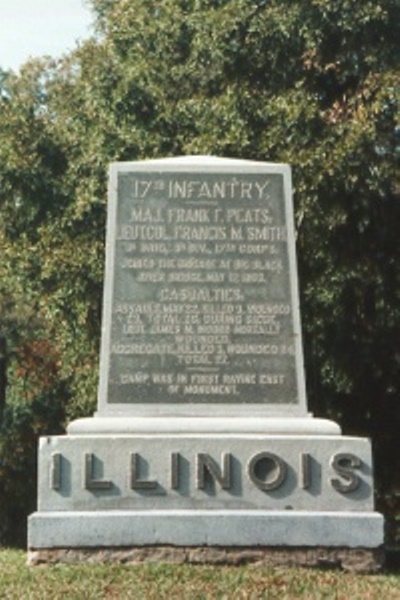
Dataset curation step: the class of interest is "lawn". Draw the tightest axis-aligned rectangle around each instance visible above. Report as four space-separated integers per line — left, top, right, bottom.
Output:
0 549 399 599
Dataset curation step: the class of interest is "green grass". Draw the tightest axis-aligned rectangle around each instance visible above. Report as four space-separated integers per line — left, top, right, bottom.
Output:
0 549 399 599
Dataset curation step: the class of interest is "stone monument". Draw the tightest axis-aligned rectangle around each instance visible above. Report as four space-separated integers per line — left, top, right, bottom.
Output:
28 157 384 569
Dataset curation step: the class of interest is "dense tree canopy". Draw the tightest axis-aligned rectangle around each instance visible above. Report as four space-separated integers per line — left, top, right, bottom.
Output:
0 0 399 543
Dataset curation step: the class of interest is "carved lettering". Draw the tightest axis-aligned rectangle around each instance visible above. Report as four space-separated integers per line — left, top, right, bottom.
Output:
330 453 362 493
300 453 312 490
49 449 366 498
84 453 113 491
129 452 159 490
50 452 62 491
247 452 287 491
196 453 232 490
104 169 303 406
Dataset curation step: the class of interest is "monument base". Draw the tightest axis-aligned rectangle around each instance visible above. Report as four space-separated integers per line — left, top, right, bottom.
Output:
28 430 384 563
29 509 383 549
28 544 384 573
67 416 341 435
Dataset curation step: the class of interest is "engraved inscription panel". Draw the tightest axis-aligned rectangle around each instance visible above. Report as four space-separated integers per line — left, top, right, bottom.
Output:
105 168 302 405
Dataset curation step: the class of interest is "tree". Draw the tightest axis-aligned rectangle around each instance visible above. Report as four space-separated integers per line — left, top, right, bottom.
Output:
0 59 102 419
52 0 400 449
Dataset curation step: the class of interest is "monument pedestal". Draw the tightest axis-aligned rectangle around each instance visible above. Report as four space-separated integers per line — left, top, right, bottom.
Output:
28 418 383 566
28 157 384 568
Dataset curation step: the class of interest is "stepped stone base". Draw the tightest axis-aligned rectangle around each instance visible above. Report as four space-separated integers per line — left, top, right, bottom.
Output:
28 432 384 563
28 510 384 548
28 545 384 573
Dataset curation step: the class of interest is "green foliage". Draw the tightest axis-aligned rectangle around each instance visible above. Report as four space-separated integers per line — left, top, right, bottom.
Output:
0 0 399 542
0 388 66 546
0 58 103 418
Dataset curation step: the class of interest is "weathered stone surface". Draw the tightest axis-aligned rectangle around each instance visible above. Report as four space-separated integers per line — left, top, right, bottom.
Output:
67 415 340 434
97 156 307 418
27 157 384 559
36 434 376 512
28 545 385 573
28 510 384 549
